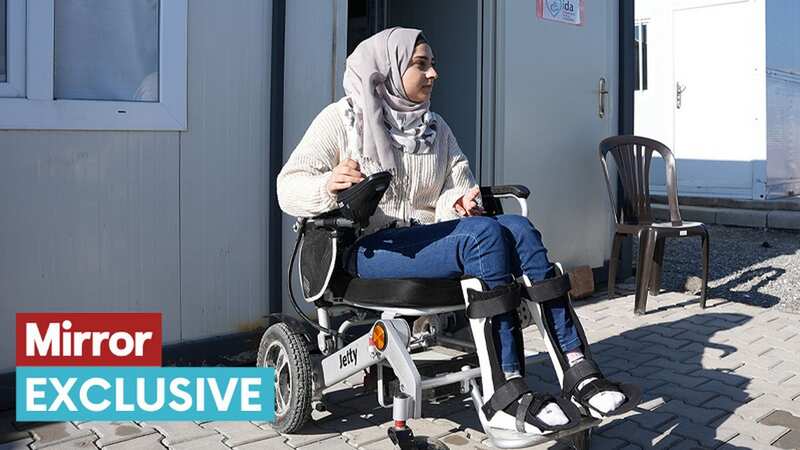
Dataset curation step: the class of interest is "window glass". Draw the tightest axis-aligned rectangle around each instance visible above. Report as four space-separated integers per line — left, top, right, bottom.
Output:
634 23 649 91
0 0 7 83
54 0 159 101
641 23 648 90
633 25 640 91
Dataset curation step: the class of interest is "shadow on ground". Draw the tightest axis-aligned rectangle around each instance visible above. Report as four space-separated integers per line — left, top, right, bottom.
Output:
305 312 779 449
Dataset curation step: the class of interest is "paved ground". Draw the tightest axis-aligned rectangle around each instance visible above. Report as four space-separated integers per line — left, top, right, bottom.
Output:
3 287 800 449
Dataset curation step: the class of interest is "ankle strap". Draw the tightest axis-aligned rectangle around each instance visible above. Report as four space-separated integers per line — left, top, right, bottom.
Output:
524 274 571 303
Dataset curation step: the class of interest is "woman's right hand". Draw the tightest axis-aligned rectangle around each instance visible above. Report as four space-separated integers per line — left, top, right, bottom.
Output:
326 158 365 194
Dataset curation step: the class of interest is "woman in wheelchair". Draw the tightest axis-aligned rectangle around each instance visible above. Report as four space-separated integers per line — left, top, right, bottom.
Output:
277 27 638 437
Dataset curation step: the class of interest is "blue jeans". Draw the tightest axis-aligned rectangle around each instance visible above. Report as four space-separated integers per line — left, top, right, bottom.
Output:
346 214 581 373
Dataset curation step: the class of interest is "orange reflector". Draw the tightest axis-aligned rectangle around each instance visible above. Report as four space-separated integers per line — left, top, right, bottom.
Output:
372 323 387 351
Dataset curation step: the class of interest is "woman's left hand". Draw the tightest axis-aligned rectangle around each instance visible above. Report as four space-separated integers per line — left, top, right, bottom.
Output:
454 187 484 217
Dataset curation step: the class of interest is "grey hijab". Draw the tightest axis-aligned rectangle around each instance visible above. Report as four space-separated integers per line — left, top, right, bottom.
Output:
343 27 437 172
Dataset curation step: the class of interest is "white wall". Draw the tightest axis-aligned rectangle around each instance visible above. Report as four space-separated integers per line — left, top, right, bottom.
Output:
0 0 273 372
281 0 347 315
766 0 800 74
633 0 675 150
635 0 767 199
496 0 618 269
765 0 800 197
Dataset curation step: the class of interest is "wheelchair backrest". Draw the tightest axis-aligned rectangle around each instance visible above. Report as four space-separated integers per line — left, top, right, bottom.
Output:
298 226 339 302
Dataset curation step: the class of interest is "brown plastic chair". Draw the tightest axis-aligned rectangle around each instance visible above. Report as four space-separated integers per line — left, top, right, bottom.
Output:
599 135 709 315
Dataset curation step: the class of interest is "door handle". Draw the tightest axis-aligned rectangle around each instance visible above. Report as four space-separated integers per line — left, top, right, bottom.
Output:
598 77 608 118
676 82 687 109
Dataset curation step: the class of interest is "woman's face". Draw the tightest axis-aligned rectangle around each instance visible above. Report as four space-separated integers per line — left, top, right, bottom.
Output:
402 43 437 103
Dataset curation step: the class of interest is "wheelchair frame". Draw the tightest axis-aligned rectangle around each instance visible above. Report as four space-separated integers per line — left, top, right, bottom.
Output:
259 188 598 449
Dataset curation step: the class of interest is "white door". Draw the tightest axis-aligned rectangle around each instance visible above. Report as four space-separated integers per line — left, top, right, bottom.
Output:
672 1 763 198
497 0 618 268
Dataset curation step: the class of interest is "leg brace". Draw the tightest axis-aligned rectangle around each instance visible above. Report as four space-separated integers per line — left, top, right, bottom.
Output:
463 281 581 434
519 265 642 418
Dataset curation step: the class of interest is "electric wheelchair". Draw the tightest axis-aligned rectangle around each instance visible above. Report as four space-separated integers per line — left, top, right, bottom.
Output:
258 172 639 449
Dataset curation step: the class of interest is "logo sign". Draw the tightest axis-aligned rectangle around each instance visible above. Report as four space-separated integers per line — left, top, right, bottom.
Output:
16 313 162 366
537 0 584 26
17 367 274 422
16 313 275 422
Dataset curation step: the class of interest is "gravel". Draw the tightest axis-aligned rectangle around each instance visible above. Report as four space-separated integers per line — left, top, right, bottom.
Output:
631 224 800 314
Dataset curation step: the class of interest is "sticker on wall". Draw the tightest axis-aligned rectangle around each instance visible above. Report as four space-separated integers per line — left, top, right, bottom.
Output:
537 0 584 26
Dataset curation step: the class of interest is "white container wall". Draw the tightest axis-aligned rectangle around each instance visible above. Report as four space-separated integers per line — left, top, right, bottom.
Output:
766 0 800 198
495 0 619 269
0 0 273 373
634 0 787 200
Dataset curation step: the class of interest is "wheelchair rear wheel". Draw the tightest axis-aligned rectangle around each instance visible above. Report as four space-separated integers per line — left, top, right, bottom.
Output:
257 323 313 434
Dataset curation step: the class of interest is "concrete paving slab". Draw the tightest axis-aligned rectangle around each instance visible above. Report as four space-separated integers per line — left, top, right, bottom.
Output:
716 208 767 228
599 420 683 448
767 210 800 230
436 432 492 450
653 204 718 224
200 421 280 447
652 203 800 230
234 437 294 450
26 423 96 449
712 414 789 446
718 434 784 450
665 439 704 450
138 422 217 446
734 394 800 423
76 422 156 447
336 418 388 448
281 424 339 449
103 434 165 450
296 436 356 450
34 434 99 450
168 434 228 449
0 439 34 450
678 205 718 224
357 438 401 450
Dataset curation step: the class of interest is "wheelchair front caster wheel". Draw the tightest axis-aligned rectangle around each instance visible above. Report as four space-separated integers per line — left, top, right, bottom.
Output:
257 323 313 434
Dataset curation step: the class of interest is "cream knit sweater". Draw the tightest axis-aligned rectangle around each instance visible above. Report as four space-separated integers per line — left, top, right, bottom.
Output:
277 99 479 234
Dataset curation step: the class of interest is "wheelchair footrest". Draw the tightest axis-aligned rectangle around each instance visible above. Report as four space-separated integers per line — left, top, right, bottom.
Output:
482 417 598 449
468 378 599 449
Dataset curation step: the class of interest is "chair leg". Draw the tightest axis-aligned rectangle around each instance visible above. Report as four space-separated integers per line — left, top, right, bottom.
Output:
608 233 624 299
700 226 710 308
634 229 656 315
648 237 666 296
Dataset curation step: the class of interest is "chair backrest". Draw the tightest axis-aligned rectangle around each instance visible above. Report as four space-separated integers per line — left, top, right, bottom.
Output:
598 135 682 226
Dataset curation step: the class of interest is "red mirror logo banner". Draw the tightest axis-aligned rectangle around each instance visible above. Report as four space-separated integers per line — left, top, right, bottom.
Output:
16 313 162 366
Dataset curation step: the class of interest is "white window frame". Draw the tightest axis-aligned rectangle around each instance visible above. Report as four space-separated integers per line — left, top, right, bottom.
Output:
0 0 187 130
0 0 26 97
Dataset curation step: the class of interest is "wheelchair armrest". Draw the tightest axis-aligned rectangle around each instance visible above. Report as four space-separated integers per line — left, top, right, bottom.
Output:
480 185 530 200
306 215 357 229
295 212 357 233
480 185 531 217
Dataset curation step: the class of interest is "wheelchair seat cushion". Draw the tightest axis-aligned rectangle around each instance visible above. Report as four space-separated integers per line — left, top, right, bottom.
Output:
342 277 465 308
